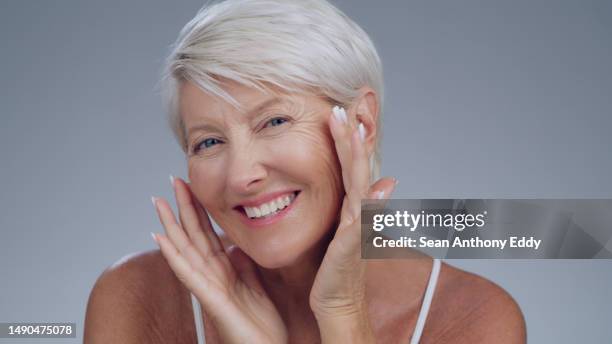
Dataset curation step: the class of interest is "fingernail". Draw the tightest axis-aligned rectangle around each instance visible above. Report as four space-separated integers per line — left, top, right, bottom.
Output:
375 190 385 199
394 178 399 187
332 106 343 123
358 122 366 142
169 174 175 187
339 107 348 124
332 106 348 124
151 196 157 207
150 232 159 243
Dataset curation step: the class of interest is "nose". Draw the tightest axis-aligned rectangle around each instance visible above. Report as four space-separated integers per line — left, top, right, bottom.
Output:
226 143 268 194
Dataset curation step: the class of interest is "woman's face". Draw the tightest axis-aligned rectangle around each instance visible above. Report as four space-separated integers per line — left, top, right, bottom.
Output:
180 80 344 268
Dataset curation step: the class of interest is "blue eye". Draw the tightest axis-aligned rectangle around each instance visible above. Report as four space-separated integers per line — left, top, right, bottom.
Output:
264 117 288 128
194 138 221 152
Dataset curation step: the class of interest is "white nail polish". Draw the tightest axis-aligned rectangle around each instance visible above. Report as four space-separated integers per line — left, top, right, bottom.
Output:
358 122 366 142
339 107 348 124
151 196 157 206
375 190 385 199
332 106 343 123
150 232 158 243
169 174 175 187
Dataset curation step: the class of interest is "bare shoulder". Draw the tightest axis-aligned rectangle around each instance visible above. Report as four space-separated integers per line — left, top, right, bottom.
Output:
424 262 527 343
84 249 196 344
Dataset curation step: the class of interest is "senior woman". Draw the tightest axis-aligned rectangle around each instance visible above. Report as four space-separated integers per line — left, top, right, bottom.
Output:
84 0 525 343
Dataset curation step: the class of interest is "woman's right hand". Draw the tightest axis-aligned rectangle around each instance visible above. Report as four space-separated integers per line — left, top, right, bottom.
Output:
151 176 288 344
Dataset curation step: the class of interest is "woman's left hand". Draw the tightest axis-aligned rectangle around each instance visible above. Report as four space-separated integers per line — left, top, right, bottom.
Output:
309 106 396 342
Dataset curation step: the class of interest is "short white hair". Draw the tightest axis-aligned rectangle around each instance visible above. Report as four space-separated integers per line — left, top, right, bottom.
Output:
161 0 384 181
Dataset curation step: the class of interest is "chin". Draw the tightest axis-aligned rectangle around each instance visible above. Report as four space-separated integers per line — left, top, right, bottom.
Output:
250 243 307 269
248 233 324 269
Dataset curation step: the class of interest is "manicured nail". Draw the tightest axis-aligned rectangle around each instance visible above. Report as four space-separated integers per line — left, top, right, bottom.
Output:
151 196 157 207
169 174 175 187
394 178 399 187
339 107 348 124
150 232 159 243
332 106 348 124
358 122 366 142
375 190 385 199
332 106 343 123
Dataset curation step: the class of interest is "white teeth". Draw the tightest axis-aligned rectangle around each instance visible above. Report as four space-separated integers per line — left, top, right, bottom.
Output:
242 193 296 219
260 203 269 215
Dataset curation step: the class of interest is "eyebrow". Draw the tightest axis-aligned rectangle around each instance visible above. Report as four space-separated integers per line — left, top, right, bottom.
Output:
185 96 285 138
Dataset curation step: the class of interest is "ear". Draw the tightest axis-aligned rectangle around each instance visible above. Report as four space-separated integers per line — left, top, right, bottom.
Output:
350 86 379 157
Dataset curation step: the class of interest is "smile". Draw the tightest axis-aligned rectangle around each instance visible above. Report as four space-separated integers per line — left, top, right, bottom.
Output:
243 192 297 219
235 191 300 228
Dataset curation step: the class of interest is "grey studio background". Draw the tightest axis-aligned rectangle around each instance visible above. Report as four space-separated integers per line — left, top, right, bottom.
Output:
1 0 611 342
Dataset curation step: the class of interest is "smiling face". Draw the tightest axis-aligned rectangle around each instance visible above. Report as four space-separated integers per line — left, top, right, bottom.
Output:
179 80 344 268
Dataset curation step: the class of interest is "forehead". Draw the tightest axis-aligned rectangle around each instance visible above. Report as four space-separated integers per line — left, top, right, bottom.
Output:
178 80 329 129
181 80 295 122
179 80 261 122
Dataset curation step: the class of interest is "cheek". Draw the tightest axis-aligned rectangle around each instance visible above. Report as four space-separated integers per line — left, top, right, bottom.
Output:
187 159 224 211
269 124 344 206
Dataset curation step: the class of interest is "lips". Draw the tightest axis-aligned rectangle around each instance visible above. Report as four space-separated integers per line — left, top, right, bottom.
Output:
235 190 298 208
234 190 300 227
242 192 297 219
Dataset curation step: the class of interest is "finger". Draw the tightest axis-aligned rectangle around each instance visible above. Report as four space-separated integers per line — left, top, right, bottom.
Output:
155 195 234 280
188 183 226 254
367 177 398 212
154 233 221 309
368 177 397 200
174 177 224 258
334 128 370 254
183 181 235 274
153 197 208 272
153 196 191 253
345 128 371 223
329 106 354 191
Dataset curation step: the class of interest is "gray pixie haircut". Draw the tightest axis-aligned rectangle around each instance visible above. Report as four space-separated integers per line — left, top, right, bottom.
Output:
161 0 384 181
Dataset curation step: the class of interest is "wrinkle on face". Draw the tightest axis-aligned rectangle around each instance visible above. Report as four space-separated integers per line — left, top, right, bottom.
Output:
179 79 346 268
281 95 344 229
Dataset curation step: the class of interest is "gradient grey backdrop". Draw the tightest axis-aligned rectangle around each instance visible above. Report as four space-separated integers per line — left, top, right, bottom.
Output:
1 0 611 342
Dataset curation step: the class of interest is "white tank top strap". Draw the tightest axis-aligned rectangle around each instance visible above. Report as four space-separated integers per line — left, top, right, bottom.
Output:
409 258 442 344
191 293 206 344
191 259 442 344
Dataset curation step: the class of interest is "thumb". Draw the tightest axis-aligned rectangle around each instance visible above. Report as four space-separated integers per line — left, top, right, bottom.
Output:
368 177 397 201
